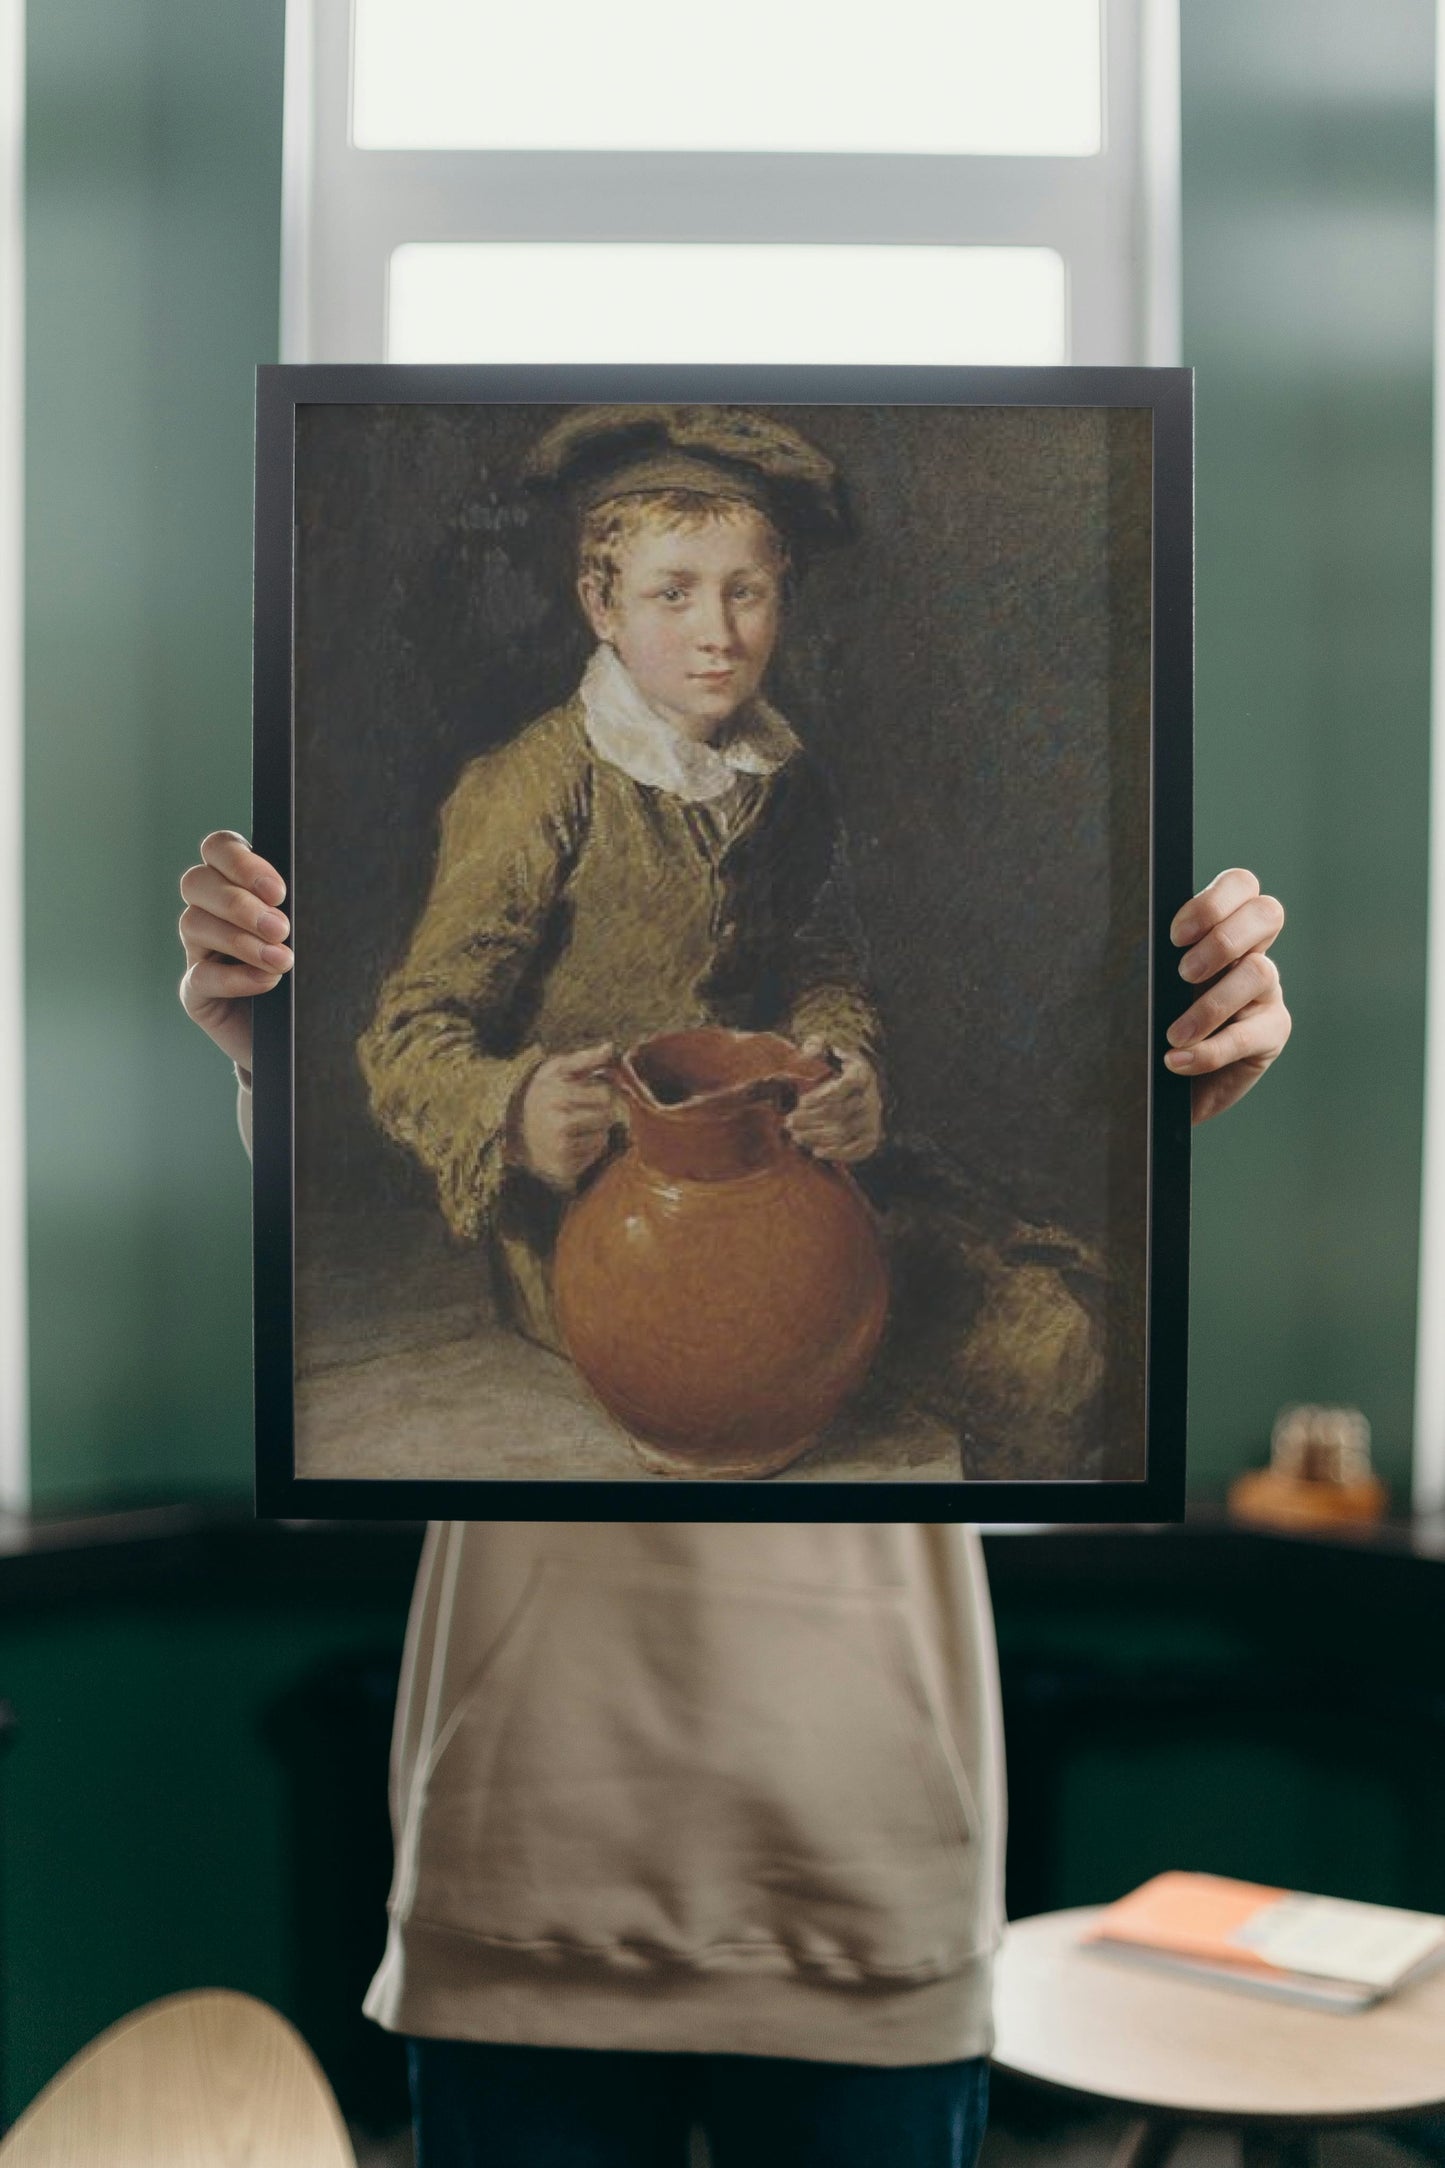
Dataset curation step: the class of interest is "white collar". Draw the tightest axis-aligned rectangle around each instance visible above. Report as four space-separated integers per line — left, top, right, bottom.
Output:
579 644 798 804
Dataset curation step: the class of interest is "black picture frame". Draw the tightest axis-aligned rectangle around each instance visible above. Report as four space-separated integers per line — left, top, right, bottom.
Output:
253 362 1192 1522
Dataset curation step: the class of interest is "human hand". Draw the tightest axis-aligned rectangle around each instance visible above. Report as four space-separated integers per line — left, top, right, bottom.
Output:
511 1043 619 1188
178 831 292 1073
1165 868 1290 1124
786 1040 884 1163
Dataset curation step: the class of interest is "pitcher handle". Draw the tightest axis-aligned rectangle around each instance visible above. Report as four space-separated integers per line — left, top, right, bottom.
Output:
743 1046 838 1113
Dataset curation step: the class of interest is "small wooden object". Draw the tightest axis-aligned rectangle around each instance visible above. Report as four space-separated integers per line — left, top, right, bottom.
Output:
1229 1404 1387 1530
0 1990 356 2166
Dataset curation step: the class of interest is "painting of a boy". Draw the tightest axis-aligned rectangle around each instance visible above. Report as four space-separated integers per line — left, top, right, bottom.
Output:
351 403 1106 1479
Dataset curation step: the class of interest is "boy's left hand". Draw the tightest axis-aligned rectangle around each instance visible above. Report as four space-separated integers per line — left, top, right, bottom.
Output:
1166 868 1291 1124
788 1040 884 1163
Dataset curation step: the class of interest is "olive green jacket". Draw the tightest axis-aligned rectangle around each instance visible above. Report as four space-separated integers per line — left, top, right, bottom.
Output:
358 693 881 1340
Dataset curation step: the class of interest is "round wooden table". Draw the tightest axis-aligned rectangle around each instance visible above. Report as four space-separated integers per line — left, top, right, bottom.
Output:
992 1906 1445 2168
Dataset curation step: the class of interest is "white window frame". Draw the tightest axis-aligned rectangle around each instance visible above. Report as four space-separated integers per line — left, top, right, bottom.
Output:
282 0 1180 369
0 0 27 1510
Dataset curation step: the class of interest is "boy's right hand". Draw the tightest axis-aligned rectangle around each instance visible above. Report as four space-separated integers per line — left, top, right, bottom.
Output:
178 832 292 1073
510 1044 618 1189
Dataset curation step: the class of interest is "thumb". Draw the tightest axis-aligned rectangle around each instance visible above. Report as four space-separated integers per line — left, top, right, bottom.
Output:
553 1040 615 1079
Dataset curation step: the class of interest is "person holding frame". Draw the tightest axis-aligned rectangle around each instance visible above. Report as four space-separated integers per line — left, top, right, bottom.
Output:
179 406 1289 2168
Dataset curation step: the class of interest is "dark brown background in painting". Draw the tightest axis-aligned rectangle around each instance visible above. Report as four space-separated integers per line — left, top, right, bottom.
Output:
291 402 1153 1468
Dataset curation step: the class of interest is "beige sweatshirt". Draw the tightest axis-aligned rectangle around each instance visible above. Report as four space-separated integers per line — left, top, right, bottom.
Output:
362 1514 1006 2065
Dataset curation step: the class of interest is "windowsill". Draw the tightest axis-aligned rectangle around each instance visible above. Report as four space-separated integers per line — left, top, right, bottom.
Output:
987 1499 1445 1557
0 1501 423 1610
0 1497 1435 1615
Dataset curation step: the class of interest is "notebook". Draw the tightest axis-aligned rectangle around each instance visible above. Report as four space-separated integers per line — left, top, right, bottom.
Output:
1082 1872 1445 2012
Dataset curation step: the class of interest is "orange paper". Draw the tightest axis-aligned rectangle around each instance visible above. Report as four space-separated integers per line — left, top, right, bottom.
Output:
1085 1872 1290 1973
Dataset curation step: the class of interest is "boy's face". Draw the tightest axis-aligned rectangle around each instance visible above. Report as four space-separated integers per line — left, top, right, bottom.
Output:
579 506 784 742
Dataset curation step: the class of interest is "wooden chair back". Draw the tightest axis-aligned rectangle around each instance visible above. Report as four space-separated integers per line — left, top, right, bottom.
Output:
0 1990 357 2166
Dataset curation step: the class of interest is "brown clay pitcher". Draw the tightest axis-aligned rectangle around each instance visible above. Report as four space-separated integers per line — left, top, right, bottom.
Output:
553 1026 889 1478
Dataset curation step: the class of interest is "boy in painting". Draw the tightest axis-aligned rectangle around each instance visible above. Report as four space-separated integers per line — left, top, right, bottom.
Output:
356 406 888 1357
354 404 1096 1468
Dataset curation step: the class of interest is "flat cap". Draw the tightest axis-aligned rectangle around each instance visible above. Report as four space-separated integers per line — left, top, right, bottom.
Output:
521 404 851 552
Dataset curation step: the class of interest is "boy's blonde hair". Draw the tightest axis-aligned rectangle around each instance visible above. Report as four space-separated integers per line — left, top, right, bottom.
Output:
578 489 791 608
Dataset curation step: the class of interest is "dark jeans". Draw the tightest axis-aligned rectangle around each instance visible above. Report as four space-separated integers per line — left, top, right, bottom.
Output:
409 2038 990 2168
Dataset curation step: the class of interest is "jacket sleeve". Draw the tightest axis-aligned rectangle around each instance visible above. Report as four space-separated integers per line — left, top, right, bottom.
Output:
356 724 588 1241
779 793 885 1073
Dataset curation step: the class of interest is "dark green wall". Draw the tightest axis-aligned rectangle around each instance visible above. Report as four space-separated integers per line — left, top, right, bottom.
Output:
0 1567 413 2126
24 0 285 1509
22 0 1438 1505
1181 2 1436 1501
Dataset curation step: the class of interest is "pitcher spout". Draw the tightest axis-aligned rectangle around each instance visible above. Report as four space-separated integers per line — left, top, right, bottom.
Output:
615 1027 833 1182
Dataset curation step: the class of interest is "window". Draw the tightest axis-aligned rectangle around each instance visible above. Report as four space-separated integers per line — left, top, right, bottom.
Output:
351 0 1104 156
386 243 1069 366
283 0 1180 368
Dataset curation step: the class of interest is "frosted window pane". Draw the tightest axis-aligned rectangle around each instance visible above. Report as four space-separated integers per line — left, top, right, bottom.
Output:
387 245 1068 366
354 0 1101 156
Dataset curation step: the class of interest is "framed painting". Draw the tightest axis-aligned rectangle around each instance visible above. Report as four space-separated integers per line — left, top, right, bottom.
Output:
253 363 1192 1520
